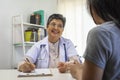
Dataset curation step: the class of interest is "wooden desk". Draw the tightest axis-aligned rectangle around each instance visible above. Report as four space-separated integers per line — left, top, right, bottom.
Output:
0 68 75 80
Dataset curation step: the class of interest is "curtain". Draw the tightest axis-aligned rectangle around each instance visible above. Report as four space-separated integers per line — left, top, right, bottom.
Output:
57 0 95 56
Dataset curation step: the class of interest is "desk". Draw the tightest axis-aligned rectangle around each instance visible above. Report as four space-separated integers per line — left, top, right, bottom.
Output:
0 68 75 80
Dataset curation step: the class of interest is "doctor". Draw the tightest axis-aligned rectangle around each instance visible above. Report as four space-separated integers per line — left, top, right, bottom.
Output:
18 14 80 73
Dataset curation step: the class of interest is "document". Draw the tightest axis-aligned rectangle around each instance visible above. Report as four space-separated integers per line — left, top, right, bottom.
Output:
18 69 52 77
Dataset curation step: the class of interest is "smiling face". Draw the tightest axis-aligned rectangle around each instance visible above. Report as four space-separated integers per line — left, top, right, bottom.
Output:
47 19 64 43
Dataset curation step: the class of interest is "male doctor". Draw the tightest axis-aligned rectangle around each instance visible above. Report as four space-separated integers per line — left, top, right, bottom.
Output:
18 14 80 73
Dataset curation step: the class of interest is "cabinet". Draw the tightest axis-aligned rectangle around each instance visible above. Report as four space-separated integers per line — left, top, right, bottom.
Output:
12 15 46 68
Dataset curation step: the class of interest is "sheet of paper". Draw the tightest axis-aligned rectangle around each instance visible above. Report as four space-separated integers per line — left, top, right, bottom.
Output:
18 69 52 77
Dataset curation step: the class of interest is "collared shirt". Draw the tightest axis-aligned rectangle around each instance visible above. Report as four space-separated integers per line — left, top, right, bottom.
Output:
48 40 59 68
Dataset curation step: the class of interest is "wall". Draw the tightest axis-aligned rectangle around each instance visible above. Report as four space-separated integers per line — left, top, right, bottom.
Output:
0 0 57 69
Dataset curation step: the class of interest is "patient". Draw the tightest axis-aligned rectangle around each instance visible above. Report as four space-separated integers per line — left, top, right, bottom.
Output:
69 0 120 80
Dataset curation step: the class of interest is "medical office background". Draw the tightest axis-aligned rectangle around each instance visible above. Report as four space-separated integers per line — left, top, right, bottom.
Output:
0 0 95 69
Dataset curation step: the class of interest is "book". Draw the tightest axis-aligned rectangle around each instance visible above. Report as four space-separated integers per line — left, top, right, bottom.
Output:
18 69 52 77
24 30 32 42
34 10 44 26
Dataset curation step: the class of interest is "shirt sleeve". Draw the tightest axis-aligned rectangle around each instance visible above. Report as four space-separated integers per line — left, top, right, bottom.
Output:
25 43 40 63
83 27 112 69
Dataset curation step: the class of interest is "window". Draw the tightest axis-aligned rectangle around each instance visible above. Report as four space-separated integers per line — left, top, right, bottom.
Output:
57 0 95 56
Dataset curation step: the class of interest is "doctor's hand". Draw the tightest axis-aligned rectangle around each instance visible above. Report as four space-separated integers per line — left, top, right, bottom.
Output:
18 61 35 73
57 62 68 73
69 60 83 80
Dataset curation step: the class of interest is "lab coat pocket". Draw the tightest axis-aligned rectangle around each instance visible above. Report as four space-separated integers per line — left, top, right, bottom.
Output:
37 59 48 68
36 53 48 68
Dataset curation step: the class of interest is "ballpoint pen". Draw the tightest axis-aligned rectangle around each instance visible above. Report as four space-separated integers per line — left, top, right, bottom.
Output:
25 58 30 63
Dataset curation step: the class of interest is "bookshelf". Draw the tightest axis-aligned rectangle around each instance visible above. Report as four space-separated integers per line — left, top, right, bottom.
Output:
12 15 46 68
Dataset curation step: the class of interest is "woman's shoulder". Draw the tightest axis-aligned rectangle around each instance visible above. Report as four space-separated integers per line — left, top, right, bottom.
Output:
89 21 117 35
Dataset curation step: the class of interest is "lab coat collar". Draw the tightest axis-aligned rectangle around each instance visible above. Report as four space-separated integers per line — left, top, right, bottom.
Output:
39 36 66 55
59 37 66 45
40 36 48 45
40 36 49 54
41 36 66 45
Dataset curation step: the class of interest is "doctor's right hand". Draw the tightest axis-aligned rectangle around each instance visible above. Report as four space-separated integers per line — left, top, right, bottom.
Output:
18 61 35 73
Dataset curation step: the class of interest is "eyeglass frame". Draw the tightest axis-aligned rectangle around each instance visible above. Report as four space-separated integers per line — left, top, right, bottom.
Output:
49 22 64 29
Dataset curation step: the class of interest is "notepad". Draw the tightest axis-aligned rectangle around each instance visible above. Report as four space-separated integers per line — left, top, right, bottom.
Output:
18 69 52 77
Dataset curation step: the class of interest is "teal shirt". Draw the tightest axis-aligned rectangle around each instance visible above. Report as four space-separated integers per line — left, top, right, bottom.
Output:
84 21 120 80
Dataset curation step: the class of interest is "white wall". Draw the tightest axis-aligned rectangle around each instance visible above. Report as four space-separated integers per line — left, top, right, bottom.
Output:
0 0 57 69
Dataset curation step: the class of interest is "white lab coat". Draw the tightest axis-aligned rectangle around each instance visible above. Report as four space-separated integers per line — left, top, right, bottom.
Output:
25 36 78 68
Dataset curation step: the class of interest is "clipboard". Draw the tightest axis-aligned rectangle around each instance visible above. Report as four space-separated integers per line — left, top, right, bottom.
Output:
18 69 52 77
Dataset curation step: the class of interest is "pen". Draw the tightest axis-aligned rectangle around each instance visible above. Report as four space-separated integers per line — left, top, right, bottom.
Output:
25 58 30 63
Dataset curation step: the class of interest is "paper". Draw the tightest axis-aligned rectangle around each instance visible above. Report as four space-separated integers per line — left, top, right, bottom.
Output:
18 69 52 77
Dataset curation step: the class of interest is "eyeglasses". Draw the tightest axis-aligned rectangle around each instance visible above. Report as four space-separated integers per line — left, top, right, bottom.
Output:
49 22 63 29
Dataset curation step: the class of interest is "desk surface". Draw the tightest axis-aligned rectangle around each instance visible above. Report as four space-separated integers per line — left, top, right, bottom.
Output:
0 68 75 80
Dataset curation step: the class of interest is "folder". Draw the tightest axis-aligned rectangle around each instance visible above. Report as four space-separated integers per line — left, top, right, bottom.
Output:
18 69 52 77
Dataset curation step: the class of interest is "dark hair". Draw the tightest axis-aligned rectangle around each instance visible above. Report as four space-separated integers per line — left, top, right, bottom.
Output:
47 14 66 28
87 0 120 27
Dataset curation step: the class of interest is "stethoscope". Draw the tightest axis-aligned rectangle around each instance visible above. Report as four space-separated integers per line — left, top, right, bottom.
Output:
36 43 68 62
63 43 68 62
